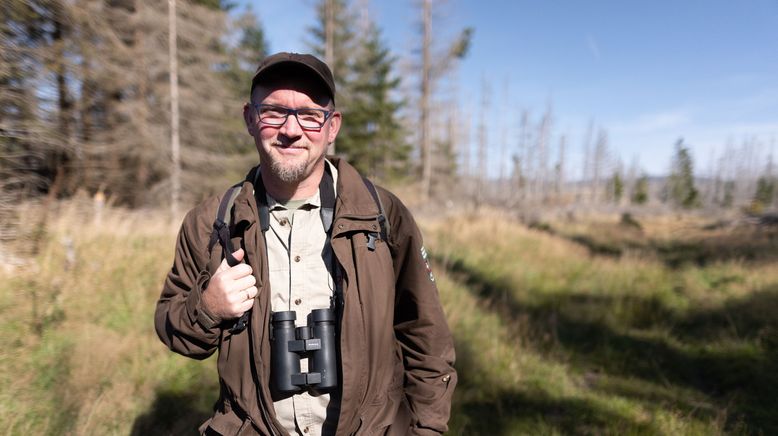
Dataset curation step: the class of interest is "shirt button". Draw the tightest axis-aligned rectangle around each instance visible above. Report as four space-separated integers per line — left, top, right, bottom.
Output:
295 298 302 305
442 374 451 382
294 255 301 262
279 218 288 226
303 428 309 434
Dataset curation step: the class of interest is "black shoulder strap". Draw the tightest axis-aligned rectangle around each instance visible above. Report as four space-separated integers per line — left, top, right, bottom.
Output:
211 181 254 334
361 176 390 242
211 168 338 334
208 183 243 267
320 164 336 234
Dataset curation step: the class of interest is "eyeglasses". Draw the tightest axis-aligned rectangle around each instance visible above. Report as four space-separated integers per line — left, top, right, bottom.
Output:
252 104 333 130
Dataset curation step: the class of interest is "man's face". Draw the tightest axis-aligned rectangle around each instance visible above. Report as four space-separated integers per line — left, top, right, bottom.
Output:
244 80 341 186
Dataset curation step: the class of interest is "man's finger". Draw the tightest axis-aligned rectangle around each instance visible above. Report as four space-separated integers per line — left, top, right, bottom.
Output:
225 263 253 280
231 274 256 293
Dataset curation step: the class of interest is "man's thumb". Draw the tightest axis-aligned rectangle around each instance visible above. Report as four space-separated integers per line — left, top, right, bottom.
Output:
217 248 245 272
231 248 245 263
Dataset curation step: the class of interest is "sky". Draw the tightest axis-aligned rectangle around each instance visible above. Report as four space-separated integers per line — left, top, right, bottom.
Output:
232 0 778 177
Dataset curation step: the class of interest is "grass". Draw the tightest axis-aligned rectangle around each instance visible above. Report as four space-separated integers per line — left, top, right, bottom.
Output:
538 213 778 268
1 201 776 434
425 211 778 435
0 200 217 435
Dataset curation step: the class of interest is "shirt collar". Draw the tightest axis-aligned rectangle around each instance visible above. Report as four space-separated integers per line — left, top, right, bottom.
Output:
267 190 321 211
255 159 337 211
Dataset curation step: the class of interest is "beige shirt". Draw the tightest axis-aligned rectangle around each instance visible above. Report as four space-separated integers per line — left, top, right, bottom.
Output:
263 162 339 436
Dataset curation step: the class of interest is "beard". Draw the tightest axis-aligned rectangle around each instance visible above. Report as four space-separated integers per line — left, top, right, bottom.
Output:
264 139 326 184
270 157 307 183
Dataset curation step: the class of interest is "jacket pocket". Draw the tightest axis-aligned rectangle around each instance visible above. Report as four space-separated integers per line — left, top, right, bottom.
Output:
358 381 404 436
201 405 253 435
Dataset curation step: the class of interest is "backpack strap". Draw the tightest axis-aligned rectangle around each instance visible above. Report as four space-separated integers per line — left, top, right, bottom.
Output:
361 176 390 243
208 183 243 267
209 172 388 334
213 169 337 334
320 164 336 233
207 183 251 333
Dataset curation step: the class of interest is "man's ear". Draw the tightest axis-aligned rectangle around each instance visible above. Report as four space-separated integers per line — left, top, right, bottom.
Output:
243 103 256 136
327 111 342 144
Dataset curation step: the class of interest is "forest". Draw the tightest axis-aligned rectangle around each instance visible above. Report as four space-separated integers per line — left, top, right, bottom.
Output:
2 0 777 434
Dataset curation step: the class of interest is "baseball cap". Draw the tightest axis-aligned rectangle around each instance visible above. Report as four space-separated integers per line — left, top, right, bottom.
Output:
250 52 336 103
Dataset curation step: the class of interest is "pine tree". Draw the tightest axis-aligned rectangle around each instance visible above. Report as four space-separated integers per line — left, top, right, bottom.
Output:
631 174 649 205
2 0 244 207
721 180 736 208
752 154 776 209
307 0 355 109
226 8 269 94
220 8 269 159
753 177 775 210
608 171 624 204
339 23 409 180
1 1 52 199
667 138 699 208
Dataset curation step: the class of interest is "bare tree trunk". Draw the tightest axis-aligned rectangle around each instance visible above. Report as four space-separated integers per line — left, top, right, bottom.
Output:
52 5 75 195
581 119 593 203
515 110 529 204
498 77 509 200
169 0 180 219
592 128 608 204
419 0 432 201
555 135 566 198
475 77 489 210
626 154 640 205
325 0 334 71
462 98 471 180
325 0 335 155
536 103 552 202
77 44 93 191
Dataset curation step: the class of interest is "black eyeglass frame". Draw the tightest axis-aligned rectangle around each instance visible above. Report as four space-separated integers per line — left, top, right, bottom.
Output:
251 103 334 130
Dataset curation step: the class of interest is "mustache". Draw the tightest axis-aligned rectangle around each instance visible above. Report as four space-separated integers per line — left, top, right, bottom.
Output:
271 140 309 149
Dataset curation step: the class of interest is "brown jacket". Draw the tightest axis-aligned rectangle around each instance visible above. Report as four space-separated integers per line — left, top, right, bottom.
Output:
155 158 456 435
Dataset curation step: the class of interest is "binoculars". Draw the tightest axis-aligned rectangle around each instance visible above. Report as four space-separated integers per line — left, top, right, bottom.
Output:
270 308 338 395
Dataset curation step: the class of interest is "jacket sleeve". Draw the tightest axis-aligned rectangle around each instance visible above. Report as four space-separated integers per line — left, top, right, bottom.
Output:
382 188 457 434
154 198 222 359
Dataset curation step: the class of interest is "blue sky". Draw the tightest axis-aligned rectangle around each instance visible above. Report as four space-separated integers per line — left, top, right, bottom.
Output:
232 0 778 177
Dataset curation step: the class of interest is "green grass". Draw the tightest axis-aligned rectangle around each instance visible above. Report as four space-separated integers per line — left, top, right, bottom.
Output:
0 202 217 435
426 214 778 435
1 202 776 434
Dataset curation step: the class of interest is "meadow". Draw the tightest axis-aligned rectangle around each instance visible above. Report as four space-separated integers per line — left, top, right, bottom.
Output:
1 199 776 435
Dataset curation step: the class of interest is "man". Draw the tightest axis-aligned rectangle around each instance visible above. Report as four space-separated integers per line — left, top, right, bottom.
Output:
155 52 456 435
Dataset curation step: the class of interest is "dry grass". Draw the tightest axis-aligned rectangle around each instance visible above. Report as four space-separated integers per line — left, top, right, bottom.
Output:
2 201 776 434
0 199 215 435
424 212 778 434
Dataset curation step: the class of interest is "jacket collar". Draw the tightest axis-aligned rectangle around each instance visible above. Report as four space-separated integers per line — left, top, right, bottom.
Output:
232 165 260 226
329 156 382 219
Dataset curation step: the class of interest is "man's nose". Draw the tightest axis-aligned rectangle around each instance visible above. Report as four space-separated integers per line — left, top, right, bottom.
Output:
278 112 303 138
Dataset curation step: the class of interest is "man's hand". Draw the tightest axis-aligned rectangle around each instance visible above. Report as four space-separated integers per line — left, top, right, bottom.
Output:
201 248 257 321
